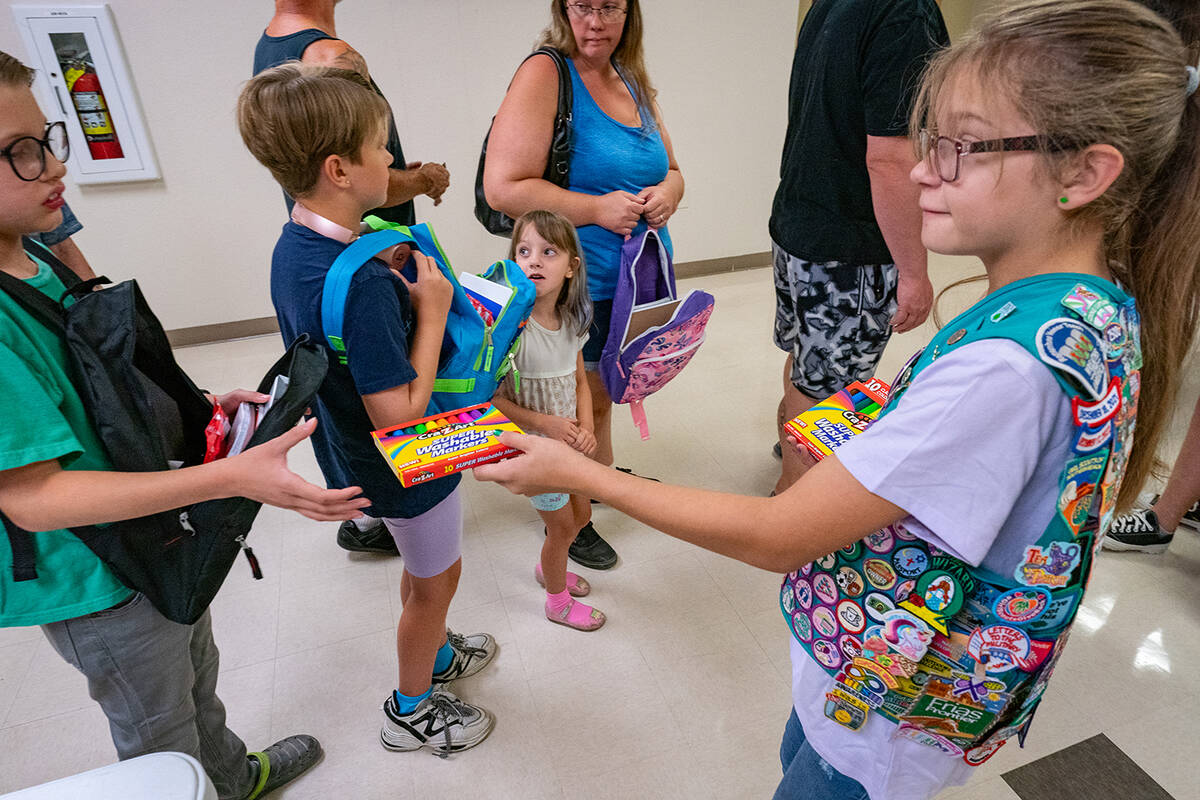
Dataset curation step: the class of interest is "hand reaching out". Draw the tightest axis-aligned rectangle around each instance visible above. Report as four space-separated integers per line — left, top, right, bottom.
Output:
225 418 370 521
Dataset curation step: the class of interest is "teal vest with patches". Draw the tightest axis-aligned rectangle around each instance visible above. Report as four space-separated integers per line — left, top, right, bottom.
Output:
780 273 1141 766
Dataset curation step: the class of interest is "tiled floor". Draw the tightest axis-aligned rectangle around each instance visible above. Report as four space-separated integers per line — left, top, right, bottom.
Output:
2 256 1198 799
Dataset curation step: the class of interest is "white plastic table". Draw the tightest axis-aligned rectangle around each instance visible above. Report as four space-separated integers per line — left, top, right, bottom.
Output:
0 752 217 800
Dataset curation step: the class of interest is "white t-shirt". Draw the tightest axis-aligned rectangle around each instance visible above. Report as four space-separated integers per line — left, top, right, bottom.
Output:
498 316 588 420
790 339 1073 800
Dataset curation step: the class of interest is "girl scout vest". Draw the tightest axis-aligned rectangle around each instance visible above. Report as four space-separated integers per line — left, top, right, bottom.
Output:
780 273 1141 766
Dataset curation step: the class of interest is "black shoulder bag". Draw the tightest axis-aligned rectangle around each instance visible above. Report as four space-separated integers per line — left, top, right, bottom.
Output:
0 238 328 624
474 47 573 236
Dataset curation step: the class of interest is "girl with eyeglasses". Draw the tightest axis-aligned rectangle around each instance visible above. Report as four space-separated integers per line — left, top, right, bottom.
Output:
482 0 684 572
477 1 1200 797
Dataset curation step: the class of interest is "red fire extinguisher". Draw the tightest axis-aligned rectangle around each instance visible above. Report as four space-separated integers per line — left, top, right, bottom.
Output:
69 69 124 160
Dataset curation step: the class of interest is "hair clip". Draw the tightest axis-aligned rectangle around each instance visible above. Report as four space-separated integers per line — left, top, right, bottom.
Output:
1187 64 1199 98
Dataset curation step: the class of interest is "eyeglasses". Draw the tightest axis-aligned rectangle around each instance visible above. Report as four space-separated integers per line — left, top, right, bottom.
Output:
1 121 69 182
564 2 628 23
918 129 1067 182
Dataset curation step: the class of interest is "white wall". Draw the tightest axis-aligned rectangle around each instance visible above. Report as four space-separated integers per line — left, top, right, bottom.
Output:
1 0 796 331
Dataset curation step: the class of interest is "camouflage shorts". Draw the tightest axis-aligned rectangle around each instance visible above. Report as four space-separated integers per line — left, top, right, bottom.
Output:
772 241 898 398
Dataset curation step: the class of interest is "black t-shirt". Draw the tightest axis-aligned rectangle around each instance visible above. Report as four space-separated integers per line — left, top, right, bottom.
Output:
253 29 416 226
768 0 948 266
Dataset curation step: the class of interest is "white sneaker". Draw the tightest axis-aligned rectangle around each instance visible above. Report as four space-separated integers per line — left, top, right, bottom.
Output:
431 629 497 684
380 688 495 757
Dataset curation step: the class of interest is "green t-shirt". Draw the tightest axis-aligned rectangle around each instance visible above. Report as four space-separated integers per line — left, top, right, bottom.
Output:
0 254 132 626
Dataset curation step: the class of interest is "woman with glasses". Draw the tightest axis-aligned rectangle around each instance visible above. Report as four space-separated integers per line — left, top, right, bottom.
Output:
483 0 684 572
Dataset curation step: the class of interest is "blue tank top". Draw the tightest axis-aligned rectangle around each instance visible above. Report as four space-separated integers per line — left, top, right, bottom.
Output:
565 59 672 300
252 29 415 226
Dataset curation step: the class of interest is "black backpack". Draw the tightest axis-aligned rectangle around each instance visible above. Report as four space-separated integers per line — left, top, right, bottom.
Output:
0 238 328 625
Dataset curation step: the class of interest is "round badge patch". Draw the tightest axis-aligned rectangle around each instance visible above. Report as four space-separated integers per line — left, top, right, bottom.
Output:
791 610 813 643
864 558 898 590
893 523 918 541
811 606 839 639
836 599 867 634
836 566 865 598
894 579 916 603
893 546 929 579
993 587 1051 624
800 562 813 576
864 528 895 553
816 553 838 570
913 570 965 619
812 639 843 669
839 634 863 660
781 584 796 614
839 541 863 561
863 592 897 622
813 573 839 605
967 625 1032 673
793 577 814 610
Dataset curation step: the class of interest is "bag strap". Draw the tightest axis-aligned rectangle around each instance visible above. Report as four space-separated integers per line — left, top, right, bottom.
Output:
534 47 573 128
320 228 423 365
0 509 39 582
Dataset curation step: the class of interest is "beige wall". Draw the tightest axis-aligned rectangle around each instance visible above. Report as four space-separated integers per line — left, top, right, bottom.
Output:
1 1 796 332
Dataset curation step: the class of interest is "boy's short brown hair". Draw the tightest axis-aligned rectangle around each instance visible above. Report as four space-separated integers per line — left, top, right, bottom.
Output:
0 51 35 88
237 62 389 199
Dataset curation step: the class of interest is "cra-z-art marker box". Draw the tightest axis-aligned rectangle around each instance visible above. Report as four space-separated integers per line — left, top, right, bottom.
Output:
784 378 891 461
372 403 524 487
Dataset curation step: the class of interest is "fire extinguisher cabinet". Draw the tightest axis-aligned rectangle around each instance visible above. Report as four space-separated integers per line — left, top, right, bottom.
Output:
11 4 160 184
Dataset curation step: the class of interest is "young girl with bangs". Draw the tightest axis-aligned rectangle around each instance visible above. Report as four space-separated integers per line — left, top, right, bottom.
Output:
492 210 607 631
478 1 1200 796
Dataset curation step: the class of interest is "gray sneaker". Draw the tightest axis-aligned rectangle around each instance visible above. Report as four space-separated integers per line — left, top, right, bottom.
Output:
380 688 495 757
431 629 497 684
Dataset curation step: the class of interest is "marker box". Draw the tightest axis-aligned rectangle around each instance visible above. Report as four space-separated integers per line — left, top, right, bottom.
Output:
784 378 891 461
371 403 524 487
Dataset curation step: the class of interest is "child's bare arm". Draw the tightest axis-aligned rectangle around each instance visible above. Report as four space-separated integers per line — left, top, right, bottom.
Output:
0 418 369 532
475 433 905 573
574 352 593 432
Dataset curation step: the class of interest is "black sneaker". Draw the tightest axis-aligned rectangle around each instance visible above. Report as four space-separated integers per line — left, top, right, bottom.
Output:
1173 498 1200 532
1102 508 1173 554
568 522 618 570
243 734 323 799
336 519 399 555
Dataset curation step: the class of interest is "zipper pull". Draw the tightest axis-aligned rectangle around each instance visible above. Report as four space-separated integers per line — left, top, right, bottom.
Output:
178 511 196 535
235 535 263 580
510 356 521 395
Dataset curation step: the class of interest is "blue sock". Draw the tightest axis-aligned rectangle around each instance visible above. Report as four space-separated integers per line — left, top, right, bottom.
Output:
393 686 432 715
433 639 454 674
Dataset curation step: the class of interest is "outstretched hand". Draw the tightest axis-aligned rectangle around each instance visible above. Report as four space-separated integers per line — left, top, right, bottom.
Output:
474 432 588 496
227 417 370 521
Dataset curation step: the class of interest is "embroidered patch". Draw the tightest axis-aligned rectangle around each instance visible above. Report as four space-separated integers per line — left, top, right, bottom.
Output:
1061 284 1118 329
812 638 843 669
837 599 867 633
864 592 897 622
1026 587 1083 633
1016 541 1082 587
813 572 839 605
1057 453 1108 536
824 689 869 730
989 301 1016 323
790 610 813 642
811 606 839 639
967 624 1032 673
864 558 898 590
1072 377 1121 427
893 546 930 578
793 577 813 610
899 570 966 635
993 587 1051 624
895 723 964 756
963 739 1006 766
1072 421 1112 454
864 527 894 553
836 566 865 598
1036 318 1109 399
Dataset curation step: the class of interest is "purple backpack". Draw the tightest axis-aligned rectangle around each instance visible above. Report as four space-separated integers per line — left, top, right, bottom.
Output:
599 230 715 439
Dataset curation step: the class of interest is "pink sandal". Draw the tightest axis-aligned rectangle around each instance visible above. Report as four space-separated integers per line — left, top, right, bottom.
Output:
545 597 606 632
534 563 590 597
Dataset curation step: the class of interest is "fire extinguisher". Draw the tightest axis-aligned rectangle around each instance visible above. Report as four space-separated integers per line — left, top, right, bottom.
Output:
69 69 124 160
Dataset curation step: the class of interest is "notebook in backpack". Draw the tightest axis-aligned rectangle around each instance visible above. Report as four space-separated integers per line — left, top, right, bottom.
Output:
599 230 714 439
0 238 328 625
320 219 535 415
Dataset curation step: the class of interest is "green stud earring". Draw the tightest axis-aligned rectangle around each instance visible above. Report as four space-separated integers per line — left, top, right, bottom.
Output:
1059 196 1069 204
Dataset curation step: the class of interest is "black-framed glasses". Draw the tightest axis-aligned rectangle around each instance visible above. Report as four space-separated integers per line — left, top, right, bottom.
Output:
1 121 69 182
564 2 628 23
919 129 1067 182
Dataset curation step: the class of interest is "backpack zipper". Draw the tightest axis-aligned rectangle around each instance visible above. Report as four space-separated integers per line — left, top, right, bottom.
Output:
620 335 706 378
235 534 263 580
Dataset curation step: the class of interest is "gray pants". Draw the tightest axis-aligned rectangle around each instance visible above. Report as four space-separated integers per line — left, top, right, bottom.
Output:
41 593 255 800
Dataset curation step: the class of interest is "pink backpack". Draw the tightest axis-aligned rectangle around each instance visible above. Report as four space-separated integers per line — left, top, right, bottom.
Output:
598 230 715 439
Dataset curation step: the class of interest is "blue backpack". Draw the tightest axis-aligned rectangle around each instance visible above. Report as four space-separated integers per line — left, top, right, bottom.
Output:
320 220 535 414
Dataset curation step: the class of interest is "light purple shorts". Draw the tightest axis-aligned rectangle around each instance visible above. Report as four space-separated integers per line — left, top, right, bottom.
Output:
382 487 463 578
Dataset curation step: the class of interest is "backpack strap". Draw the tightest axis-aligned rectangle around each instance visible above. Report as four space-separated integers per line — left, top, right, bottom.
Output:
0 510 38 582
320 228 423 365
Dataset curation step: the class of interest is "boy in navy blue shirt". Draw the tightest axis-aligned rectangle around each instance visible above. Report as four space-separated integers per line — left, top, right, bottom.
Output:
238 63 496 755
